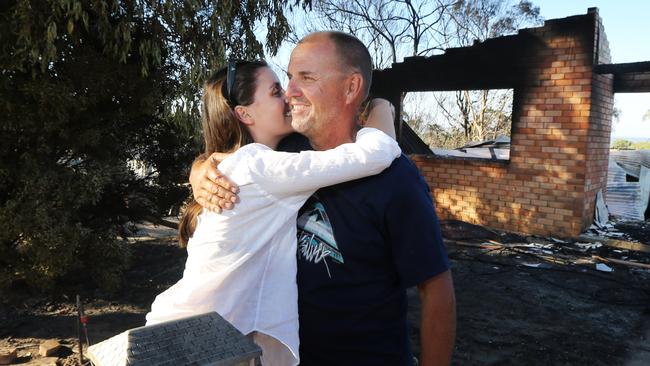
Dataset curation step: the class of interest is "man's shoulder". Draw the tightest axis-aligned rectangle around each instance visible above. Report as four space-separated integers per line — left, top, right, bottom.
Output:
325 154 428 198
369 154 426 187
386 153 421 174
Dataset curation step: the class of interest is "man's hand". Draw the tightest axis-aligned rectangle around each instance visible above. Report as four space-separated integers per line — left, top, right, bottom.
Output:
418 270 456 366
189 152 239 213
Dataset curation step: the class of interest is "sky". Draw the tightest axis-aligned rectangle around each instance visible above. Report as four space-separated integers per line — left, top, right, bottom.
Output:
267 1 650 140
535 1 650 139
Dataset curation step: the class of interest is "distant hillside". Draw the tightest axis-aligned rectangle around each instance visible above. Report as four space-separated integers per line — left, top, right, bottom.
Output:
613 136 650 143
610 137 650 150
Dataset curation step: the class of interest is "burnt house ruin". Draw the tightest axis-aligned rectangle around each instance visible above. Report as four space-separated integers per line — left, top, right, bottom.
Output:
371 8 650 237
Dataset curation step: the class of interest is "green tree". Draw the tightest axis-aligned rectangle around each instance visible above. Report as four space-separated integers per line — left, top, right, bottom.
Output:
611 139 633 150
0 0 307 292
632 141 650 150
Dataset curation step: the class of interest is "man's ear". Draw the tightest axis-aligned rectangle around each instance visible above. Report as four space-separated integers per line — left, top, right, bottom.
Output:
234 106 254 126
344 72 364 105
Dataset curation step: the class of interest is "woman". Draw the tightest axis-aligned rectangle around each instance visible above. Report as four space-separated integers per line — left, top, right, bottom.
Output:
145 60 400 365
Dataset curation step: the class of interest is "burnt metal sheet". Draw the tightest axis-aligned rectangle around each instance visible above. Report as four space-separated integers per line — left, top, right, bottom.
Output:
606 151 650 221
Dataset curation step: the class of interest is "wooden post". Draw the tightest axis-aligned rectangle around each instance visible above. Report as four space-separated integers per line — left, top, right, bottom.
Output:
76 295 84 364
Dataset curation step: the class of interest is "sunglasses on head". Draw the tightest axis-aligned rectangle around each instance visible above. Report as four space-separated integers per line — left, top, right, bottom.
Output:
224 59 266 105
226 59 238 105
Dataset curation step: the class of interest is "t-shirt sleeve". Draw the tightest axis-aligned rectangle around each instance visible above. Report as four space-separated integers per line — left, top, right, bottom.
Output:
247 128 401 204
385 158 450 288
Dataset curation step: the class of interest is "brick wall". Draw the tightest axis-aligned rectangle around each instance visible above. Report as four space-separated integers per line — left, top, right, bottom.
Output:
407 9 613 238
584 13 614 229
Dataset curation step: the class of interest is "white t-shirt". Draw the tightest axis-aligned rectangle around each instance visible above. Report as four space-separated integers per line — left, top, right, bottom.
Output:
145 128 401 365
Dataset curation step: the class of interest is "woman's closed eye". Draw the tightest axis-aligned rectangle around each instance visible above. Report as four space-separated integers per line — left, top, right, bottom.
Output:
272 86 284 97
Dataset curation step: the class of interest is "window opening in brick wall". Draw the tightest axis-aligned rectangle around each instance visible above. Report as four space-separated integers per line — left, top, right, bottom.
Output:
402 89 513 161
609 93 650 150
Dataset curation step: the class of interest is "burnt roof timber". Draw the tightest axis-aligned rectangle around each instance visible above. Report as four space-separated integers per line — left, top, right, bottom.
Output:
371 30 548 94
594 61 650 74
371 12 601 96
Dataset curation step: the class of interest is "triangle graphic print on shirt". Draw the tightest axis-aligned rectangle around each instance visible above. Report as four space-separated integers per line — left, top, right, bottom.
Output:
297 196 343 278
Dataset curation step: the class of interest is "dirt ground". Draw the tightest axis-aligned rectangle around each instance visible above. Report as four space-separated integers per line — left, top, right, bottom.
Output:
1 221 650 365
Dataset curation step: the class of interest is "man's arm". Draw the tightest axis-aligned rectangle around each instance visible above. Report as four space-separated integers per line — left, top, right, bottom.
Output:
189 153 239 213
383 159 456 366
418 270 456 366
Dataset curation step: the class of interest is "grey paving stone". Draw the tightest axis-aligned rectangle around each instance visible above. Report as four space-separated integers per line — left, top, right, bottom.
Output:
88 312 261 366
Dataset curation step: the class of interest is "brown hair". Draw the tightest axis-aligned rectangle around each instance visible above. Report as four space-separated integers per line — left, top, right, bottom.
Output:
179 60 268 247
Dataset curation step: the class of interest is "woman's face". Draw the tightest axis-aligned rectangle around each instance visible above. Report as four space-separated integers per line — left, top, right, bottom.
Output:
245 67 293 143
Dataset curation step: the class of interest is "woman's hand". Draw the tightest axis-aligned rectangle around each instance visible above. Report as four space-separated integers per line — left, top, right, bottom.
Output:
189 152 239 213
364 98 396 139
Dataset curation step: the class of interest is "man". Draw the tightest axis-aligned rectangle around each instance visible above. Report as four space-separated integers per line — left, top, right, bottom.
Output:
191 32 455 365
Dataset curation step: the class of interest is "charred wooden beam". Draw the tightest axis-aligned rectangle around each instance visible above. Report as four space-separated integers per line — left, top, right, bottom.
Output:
594 61 650 74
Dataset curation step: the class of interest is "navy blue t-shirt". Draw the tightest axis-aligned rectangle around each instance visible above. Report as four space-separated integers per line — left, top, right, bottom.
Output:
279 133 449 365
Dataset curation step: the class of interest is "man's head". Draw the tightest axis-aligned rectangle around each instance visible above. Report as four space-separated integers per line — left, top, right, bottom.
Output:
286 31 372 149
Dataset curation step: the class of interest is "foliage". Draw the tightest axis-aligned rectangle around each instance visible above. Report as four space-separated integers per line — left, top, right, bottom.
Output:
430 88 513 144
612 105 621 123
1 0 306 292
610 139 650 150
632 141 650 150
611 139 633 150
402 92 466 149
448 0 541 46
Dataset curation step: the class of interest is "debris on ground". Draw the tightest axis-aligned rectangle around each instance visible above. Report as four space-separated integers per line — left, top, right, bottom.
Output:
38 340 62 357
2 220 650 365
439 218 650 277
595 262 614 272
435 219 650 365
0 347 17 365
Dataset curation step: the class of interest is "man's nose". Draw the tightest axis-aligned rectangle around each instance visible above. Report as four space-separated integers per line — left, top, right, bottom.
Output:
285 79 300 98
